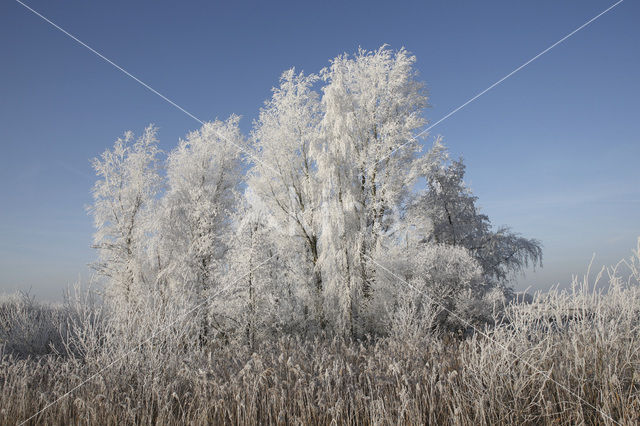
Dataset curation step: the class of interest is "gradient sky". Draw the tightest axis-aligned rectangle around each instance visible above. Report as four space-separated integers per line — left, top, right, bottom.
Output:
1 0 638 300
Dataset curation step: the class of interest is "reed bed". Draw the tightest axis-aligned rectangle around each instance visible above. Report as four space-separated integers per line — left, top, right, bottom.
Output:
1 259 639 425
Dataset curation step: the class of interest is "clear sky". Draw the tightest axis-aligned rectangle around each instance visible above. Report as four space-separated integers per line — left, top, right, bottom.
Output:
1 0 638 300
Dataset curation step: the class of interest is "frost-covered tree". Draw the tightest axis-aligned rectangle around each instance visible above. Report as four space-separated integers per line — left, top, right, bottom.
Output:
156 116 244 344
248 69 325 326
89 125 161 304
222 192 308 346
409 142 542 287
317 46 428 336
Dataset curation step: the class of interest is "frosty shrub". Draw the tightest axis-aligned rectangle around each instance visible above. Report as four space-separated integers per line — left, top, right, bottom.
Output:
0 292 66 358
381 244 496 338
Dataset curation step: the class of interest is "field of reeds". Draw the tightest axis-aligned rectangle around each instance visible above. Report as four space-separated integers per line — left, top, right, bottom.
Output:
2 249 640 425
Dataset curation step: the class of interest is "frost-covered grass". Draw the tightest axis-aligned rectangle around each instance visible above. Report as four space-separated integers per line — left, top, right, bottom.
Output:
2 249 640 425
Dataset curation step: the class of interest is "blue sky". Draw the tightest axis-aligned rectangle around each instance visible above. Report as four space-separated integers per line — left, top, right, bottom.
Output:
1 0 638 299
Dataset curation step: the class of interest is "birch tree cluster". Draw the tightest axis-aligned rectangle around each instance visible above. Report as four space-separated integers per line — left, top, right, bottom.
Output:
90 46 541 343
